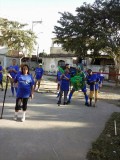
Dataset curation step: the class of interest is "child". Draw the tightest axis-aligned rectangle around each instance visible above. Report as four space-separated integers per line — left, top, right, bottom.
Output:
56 67 62 93
8 64 34 122
7 59 19 96
87 69 100 107
57 68 70 105
97 69 104 91
34 63 44 92
67 66 89 106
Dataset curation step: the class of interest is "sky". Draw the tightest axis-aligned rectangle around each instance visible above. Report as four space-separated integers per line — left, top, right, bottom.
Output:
0 0 95 54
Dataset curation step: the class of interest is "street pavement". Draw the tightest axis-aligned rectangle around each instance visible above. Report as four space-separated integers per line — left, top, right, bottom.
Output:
0 77 120 160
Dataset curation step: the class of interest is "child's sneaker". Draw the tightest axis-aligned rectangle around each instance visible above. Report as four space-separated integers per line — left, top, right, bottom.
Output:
21 112 26 122
13 115 18 121
37 88 40 92
57 101 61 105
21 117 25 122
85 102 89 106
66 100 70 104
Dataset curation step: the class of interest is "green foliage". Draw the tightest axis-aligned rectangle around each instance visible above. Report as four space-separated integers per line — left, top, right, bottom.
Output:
70 75 83 91
58 66 64 74
0 18 37 55
53 0 120 68
87 112 120 160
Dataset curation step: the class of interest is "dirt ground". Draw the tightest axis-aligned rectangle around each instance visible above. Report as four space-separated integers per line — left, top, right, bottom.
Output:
98 85 120 107
46 76 120 107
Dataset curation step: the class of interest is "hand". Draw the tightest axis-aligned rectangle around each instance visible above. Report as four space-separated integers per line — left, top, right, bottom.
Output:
7 73 12 78
91 81 96 85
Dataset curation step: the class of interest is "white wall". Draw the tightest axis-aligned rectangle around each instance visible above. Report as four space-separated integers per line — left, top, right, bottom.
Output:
42 57 74 74
85 65 110 79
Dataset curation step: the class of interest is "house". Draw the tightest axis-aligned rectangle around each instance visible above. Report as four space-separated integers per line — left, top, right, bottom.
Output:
0 46 23 69
21 38 78 74
0 38 119 81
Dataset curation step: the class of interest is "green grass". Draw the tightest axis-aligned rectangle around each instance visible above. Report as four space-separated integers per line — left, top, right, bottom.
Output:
87 112 120 160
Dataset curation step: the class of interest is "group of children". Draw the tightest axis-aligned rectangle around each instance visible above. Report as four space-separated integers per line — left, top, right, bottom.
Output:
0 59 104 121
56 64 104 107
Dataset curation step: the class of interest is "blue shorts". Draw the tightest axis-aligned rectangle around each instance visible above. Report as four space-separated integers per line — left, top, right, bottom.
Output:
81 85 87 93
36 76 42 80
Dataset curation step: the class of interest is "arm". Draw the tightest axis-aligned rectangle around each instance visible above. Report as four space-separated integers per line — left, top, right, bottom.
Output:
7 74 14 82
30 85 34 99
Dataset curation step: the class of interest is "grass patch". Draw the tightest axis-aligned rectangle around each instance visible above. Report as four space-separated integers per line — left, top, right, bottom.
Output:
87 112 120 160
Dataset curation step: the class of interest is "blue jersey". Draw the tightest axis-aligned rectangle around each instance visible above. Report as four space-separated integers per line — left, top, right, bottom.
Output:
14 74 34 98
87 74 100 91
61 73 70 91
57 71 62 81
0 66 3 81
8 65 19 79
35 67 44 80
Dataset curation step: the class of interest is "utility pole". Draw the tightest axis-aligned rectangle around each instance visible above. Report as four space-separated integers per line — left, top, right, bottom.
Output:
32 20 42 31
32 20 43 64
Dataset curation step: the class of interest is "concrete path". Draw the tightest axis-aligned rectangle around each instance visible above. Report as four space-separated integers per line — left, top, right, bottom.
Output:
0 78 120 160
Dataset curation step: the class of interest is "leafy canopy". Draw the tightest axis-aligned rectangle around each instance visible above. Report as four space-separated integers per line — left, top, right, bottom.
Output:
53 0 120 68
0 18 37 56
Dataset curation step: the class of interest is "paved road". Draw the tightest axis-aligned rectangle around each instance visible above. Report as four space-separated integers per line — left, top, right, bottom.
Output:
0 78 120 160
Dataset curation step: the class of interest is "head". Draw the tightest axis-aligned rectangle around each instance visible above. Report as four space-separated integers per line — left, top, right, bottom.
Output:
87 69 92 75
65 63 70 69
76 65 81 72
64 68 70 74
39 63 42 67
21 64 30 75
99 69 103 73
12 59 17 66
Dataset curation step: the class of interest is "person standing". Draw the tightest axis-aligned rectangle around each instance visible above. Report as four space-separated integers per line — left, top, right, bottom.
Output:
67 66 89 106
7 59 19 96
97 69 104 91
87 69 100 107
56 66 62 94
57 68 70 105
7 64 34 122
34 63 44 92
0 61 4 91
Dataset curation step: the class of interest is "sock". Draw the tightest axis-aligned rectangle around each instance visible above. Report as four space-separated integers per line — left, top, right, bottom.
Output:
15 87 18 94
57 92 60 98
68 92 73 101
85 94 88 103
22 111 26 119
23 111 26 117
11 86 14 96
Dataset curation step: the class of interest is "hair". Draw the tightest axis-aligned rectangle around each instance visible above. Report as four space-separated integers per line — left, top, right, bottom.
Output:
87 69 92 74
21 64 30 74
65 68 70 73
20 63 24 70
12 59 16 61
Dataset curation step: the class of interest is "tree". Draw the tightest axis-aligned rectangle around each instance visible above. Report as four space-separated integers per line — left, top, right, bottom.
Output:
0 18 37 56
53 0 120 72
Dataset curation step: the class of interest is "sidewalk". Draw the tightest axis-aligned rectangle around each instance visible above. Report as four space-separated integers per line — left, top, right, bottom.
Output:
0 78 120 160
